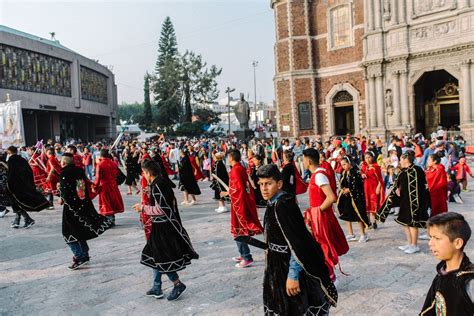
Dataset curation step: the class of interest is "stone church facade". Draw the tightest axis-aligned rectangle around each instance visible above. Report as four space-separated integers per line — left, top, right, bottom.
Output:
272 0 474 142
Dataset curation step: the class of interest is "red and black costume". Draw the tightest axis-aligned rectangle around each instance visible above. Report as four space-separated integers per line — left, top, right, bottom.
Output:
425 164 448 217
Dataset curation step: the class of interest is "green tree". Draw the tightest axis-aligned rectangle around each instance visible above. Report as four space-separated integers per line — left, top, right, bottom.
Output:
142 73 152 130
179 50 222 122
152 17 181 129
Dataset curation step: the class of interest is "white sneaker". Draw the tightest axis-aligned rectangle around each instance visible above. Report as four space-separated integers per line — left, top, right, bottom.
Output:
180 200 189 205
216 207 229 213
188 200 197 206
398 244 410 251
404 245 420 254
358 234 369 243
346 234 357 242
419 233 430 240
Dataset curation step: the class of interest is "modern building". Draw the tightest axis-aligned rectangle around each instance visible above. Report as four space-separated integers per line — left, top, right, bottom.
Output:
272 0 474 143
0 25 118 145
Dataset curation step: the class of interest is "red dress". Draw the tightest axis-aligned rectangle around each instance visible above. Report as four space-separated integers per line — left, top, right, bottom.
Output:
189 155 205 181
29 152 48 191
140 153 152 239
425 164 448 216
304 169 349 277
229 162 263 237
361 162 385 214
45 156 61 195
161 155 177 175
93 158 124 216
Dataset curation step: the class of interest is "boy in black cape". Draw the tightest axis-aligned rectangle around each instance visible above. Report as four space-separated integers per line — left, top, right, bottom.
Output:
133 160 198 301
58 153 113 270
420 212 473 315
256 164 337 315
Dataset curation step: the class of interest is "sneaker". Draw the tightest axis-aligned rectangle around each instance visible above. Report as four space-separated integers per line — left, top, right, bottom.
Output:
346 234 357 242
23 218 35 229
398 244 410 251
180 200 189 205
167 282 187 301
404 245 420 254
232 256 243 263
146 288 164 299
236 259 254 268
188 200 197 206
68 259 88 270
47 206 54 210
359 234 369 243
419 233 430 240
11 216 20 229
0 209 9 218
216 207 229 213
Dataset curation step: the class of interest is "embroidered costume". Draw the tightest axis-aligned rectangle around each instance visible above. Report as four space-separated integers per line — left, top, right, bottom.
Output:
178 152 201 195
93 157 124 216
360 161 385 214
336 167 370 227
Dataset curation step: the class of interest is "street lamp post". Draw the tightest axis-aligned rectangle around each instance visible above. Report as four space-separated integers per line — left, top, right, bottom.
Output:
225 87 235 137
252 61 258 130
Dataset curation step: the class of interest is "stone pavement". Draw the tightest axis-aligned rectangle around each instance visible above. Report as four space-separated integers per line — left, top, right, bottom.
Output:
0 179 473 316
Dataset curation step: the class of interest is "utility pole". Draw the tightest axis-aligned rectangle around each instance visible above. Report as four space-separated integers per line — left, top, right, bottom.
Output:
252 61 258 131
225 87 235 136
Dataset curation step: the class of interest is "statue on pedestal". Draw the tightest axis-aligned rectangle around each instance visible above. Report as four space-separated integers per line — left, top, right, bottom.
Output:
234 93 250 130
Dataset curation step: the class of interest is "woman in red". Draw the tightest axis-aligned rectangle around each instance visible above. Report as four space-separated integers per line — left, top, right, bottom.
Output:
425 153 448 216
187 146 205 181
360 151 385 229
28 147 47 192
93 149 124 226
45 148 61 210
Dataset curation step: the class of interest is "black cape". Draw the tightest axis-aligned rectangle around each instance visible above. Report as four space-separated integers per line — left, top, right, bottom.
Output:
0 162 11 206
59 165 112 243
337 168 370 226
178 154 201 195
7 154 49 213
124 153 139 186
140 177 199 272
263 193 337 315
420 254 474 316
377 164 430 228
250 165 266 207
153 154 176 189
281 163 296 195
211 160 229 200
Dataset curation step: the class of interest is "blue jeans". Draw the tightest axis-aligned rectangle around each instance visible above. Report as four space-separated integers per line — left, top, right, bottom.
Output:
236 241 252 261
152 269 179 290
85 165 94 180
68 240 89 261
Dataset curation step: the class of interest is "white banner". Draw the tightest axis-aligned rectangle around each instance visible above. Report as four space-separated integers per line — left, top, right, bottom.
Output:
0 100 25 148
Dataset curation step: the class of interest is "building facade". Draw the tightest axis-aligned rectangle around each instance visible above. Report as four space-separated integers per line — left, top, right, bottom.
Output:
0 25 118 145
272 0 474 143
272 0 366 139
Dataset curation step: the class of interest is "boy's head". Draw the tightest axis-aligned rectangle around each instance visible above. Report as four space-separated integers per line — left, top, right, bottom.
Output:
228 149 241 165
427 212 471 261
256 164 283 201
303 148 320 170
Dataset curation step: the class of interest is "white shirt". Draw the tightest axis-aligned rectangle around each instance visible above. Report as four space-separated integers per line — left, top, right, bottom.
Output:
315 168 329 187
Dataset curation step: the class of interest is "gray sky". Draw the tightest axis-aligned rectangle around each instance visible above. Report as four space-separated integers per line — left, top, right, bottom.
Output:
0 0 276 104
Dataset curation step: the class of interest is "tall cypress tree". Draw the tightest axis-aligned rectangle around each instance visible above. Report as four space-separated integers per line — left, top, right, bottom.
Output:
152 16 181 128
143 73 152 129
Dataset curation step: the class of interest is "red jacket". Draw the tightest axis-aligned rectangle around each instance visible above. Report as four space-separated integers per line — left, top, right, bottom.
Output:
451 162 472 180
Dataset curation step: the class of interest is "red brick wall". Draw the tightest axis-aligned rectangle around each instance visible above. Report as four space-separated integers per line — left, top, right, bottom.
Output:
276 41 290 73
276 79 292 136
315 72 365 105
292 39 309 70
276 3 289 40
290 2 307 37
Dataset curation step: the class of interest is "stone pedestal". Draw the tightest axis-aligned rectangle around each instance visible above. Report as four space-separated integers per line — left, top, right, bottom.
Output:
234 129 254 142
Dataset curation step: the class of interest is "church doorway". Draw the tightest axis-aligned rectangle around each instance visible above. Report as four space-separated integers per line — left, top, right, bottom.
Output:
414 70 459 135
333 90 355 135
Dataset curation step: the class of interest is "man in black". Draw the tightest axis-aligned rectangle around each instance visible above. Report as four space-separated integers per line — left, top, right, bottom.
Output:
6 146 49 229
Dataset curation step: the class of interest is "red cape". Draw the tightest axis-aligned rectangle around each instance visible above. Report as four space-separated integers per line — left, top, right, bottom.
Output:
361 162 385 213
425 164 448 216
229 162 263 237
162 155 177 175
189 155 205 181
319 161 337 194
93 158 124 216
282 161 308 195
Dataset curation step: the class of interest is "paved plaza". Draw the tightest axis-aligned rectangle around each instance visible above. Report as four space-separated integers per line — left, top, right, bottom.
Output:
1 179 473 316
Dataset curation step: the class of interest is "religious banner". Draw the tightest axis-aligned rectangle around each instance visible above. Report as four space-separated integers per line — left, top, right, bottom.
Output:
0 100 25 148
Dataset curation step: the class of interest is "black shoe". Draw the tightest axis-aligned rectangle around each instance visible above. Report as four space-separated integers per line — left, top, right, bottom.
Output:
68 259 88 271
372 222 378 230
167 282 186 301
23 218 35 229
146 288 164 299
10 216 20 229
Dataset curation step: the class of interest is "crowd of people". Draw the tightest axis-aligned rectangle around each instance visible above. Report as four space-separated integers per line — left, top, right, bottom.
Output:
0 130 472 315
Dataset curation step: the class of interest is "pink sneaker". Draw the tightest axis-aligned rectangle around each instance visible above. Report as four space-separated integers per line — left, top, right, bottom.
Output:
235 259 254 268
232 256 243 263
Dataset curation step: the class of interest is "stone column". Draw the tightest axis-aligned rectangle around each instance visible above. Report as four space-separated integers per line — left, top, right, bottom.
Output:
392 71 401 126
461 60 472 124
374 0 382 29
392 0 399 24
369 76 377 128
366 0 375 30
459 0 470 8
364 77 371 129
400 70 410 126
398 0 406 24
376 75 385 127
